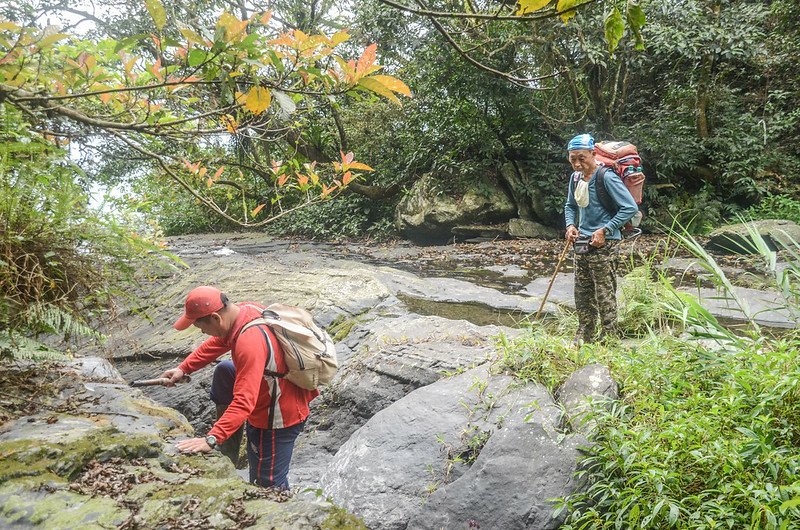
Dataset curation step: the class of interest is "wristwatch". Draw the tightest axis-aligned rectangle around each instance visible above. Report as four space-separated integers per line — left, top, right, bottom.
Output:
205 435 217 449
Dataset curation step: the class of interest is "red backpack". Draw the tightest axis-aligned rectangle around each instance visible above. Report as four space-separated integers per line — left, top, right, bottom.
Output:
593 141 645 231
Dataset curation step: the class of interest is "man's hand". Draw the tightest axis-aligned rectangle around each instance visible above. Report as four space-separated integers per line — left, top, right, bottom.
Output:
566 225 579 243
159 367 186 387
590 227 606 248
176 437 213 454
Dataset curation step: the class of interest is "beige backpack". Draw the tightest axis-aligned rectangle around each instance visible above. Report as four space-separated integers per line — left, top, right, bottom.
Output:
239 304 338 390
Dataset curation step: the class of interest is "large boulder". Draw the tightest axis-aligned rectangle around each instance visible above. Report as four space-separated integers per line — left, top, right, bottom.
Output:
320 365 588 530
557 364 618 434
508 218 560 239
499 162 561 227
290 313 515 485
395 173 516 242
97 243 393 437
706 219 800 253
0 358 361 529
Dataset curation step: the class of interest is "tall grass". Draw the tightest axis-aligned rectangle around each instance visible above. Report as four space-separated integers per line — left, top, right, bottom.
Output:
500 224 800 528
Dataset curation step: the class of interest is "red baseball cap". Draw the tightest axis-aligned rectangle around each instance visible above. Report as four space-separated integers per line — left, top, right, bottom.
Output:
174 286 226 330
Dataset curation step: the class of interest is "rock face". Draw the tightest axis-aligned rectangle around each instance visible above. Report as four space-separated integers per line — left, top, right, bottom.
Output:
0 358 362 529
706 219 800 253
395 172 516 242
557 364 618 434
321 365 590 530
508 218 561 239
290 313 513 485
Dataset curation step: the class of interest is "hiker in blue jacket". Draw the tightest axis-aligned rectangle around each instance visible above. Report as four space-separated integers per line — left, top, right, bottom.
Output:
564 134 638 345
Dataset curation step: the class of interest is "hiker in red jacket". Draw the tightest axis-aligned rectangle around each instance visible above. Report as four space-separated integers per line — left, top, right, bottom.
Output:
160 285 318 490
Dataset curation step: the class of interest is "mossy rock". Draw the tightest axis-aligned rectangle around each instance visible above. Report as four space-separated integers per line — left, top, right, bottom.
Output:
0 481 131 529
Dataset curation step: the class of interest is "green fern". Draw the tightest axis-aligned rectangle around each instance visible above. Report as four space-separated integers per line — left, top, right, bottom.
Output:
0 331 71 362
22 303 104 342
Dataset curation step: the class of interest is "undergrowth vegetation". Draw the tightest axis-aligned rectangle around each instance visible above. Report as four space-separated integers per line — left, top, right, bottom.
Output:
745 194 800 225
0 106 179 360
496 225 800 528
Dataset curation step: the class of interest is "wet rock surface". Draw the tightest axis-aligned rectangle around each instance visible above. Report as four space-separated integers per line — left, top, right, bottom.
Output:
29 231 793 530
0 358 359 529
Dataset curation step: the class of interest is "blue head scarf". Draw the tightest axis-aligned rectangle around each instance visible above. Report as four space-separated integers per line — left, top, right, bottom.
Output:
567 133 594 151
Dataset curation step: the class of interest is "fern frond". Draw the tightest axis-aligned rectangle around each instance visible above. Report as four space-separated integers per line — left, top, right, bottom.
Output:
0 331 72 362
22 303 104 341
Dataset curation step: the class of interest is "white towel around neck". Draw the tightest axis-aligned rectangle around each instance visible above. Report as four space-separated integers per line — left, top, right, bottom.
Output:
574 176 590 208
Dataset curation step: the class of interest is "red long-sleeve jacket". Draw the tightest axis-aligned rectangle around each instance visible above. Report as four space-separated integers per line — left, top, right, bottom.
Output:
178 303 319 442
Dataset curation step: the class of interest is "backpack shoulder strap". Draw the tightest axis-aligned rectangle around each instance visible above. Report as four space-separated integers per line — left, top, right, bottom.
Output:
239 317 287 378
595 166 618 215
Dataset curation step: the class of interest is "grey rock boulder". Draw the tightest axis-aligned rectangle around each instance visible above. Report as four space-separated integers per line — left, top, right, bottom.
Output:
0 357 360 529
395 173 516 242
321 365 586 530
290 313 513 485
556 364 618 434
706 219 800 253
508 218 560 240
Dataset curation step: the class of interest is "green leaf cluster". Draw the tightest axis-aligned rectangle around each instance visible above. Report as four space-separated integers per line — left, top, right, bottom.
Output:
0 105 177 359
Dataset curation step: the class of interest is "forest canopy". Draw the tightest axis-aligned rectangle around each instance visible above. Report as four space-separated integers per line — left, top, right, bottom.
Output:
2 0 800 352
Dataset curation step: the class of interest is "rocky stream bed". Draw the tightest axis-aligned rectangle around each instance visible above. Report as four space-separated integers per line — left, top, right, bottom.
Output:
1 226 797 529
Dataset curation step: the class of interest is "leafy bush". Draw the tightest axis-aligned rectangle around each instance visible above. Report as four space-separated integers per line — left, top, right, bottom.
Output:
0 106 174 359
745 193 800 224
557 333 800 529
267 193 397 240
645 187 727 235
617 264 679 337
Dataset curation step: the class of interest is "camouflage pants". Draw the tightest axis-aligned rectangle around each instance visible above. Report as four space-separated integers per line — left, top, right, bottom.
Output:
573 242 618 343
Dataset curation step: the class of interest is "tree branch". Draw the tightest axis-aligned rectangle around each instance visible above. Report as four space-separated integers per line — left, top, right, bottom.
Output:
419 4 566 87
377 0 598 22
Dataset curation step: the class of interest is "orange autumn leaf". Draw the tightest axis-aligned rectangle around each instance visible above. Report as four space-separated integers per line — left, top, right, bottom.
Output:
277 174 289 186
150 58 163 81
348 161 374 172
251 203 266 217
221 114 238 133
183 159 201 174
342 171 353 185
321 183 337 197
356 43 378 78
369 75 412 98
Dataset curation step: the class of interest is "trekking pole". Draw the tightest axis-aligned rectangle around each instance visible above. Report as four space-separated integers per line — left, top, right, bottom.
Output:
533 239 572 321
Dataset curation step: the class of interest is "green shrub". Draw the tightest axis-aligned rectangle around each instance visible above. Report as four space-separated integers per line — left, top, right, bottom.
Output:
745 193 800 224
0 106 174 359
556 333 800 529
618 264 680 337
267 193 397 240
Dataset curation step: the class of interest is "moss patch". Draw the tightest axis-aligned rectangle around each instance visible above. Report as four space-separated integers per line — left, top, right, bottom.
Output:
321 505 369 529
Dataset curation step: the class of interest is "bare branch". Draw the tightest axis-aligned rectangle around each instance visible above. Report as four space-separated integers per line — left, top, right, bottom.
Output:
417 2 566 87
376 0 598 22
